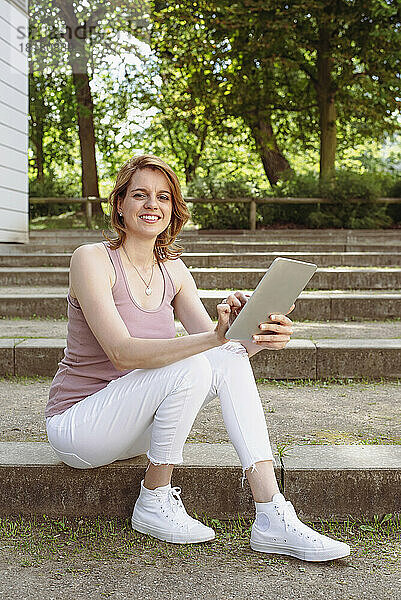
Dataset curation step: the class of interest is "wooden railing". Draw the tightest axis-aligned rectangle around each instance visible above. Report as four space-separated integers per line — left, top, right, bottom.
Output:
29 196 401 230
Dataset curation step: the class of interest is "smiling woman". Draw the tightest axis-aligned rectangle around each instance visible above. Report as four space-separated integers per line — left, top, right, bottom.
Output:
105 155 191 263
44 154 349 561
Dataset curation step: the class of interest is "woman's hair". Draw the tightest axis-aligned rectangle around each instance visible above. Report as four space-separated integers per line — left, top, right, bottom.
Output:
104 154 191 262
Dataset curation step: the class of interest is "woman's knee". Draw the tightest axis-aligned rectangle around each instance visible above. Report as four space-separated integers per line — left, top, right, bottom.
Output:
176 353 213 396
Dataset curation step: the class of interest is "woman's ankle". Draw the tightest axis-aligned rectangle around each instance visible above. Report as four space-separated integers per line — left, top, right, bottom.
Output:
245 460 280 503
144 461 174 489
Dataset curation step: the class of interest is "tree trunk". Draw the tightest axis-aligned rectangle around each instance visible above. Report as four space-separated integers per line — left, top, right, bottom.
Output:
29 75 45 184
316 26 337 182
31 120 44 183
35 125 44 183
184 162 197 185
247 110 292 187
70 70 100 201
55 2 101 215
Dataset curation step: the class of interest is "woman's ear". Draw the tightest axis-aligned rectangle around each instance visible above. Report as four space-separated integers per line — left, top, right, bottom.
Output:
116 196 123 215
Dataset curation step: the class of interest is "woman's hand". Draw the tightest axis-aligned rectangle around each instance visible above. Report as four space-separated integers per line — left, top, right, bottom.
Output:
223 291 251 326
252 303 295 350
214 302 231 344
214 291 250 344
215 291 296 349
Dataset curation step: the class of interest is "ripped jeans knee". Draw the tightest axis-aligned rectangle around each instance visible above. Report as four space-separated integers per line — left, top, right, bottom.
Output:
220 340 249 357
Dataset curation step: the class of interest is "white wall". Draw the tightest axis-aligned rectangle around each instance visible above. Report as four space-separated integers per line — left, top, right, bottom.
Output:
0 0 28 243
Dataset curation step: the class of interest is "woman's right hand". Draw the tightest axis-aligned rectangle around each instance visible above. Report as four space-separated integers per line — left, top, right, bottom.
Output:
214 301 232 345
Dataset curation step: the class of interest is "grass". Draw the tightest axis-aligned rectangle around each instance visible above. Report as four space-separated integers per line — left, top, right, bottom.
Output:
255 376 401 386
28 210 199 232
0 374 399 388
0 315 68 322
0 512 399 566
29 211 108 231
0 374 50 385
275 441 295 458
1 375 399 388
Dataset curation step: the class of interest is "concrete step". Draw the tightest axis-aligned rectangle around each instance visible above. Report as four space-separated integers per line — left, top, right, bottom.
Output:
3 377 399 446
2 318 400 341
1 337 400 378
28 228 401 242
3 241 401 254
2 266 401 290
0 442 399 519
180 241 401 253
183 252 401 268
1 288 400 320
1 251 401 268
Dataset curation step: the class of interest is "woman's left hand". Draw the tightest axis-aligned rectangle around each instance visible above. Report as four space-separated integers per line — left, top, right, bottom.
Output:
252 307 295 350
223 292 295 349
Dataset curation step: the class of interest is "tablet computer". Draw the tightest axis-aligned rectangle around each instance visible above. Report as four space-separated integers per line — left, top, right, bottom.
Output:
224 257 317 341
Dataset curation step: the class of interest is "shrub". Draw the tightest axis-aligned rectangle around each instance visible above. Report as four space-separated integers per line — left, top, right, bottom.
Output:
29 171 81 218
307 171 392 229
187 170 398 229
186 174 255 229
386 177 401 224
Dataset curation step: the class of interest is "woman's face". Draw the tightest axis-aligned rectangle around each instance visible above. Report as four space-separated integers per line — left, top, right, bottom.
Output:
118 168 173 237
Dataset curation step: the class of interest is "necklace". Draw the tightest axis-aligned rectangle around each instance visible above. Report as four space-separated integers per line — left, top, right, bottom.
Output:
121 244 157 296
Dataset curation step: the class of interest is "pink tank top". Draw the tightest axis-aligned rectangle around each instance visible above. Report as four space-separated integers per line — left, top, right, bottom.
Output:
45 242 177 418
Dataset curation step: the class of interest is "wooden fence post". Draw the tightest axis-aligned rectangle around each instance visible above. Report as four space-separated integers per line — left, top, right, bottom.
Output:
85 198 93 229
249 200 256 230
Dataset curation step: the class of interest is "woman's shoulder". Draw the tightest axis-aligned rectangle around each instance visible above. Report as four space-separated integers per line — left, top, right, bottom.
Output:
71 241 116 268
161 256 186 295
71 241 108 258
70 242 115 298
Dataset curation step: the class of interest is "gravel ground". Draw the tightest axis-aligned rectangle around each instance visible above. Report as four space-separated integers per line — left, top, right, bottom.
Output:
1 318 401 340
0 378 399 445
0 536 399 600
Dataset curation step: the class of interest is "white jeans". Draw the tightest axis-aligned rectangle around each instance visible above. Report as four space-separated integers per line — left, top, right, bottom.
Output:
46 341 276 485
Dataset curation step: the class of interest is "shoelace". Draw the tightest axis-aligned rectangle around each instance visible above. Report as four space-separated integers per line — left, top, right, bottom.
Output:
275 501 319 543
157 486 188 526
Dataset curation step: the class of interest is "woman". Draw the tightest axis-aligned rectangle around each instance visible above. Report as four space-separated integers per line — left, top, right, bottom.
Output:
45 154 350 562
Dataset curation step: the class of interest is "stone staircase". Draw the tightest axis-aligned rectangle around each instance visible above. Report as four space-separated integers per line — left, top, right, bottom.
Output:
0 228 400 519
1 229 400 379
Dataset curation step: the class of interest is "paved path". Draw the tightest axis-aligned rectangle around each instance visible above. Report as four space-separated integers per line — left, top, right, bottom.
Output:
0 529 399 600
1 378 399 445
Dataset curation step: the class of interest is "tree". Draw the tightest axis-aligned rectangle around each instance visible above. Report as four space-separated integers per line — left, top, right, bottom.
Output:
133 10 233 184
215 0 401 181
30 0 150 208
149 1 294 186
28 1 78 186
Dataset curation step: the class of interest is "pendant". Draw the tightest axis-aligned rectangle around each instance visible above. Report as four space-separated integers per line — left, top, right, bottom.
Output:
145 286 152 295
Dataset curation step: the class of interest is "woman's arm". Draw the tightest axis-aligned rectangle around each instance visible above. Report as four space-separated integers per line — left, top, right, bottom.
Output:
172 260 294 357
69 245 224 371
171 260 264 358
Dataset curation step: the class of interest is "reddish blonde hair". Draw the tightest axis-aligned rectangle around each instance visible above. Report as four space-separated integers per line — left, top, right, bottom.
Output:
104 155 191 262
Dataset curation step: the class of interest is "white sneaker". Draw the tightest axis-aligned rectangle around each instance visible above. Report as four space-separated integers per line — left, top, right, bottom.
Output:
250 492 350 562
131 479 215 544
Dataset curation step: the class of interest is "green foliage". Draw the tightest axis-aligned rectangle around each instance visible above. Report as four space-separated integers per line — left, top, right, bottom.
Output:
188 170 400 229
388 178 401 197
270 170 397 229
27 1 401 207
386 177 401 223
187 175 256 229
29 171 81 218
306 171 392 229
